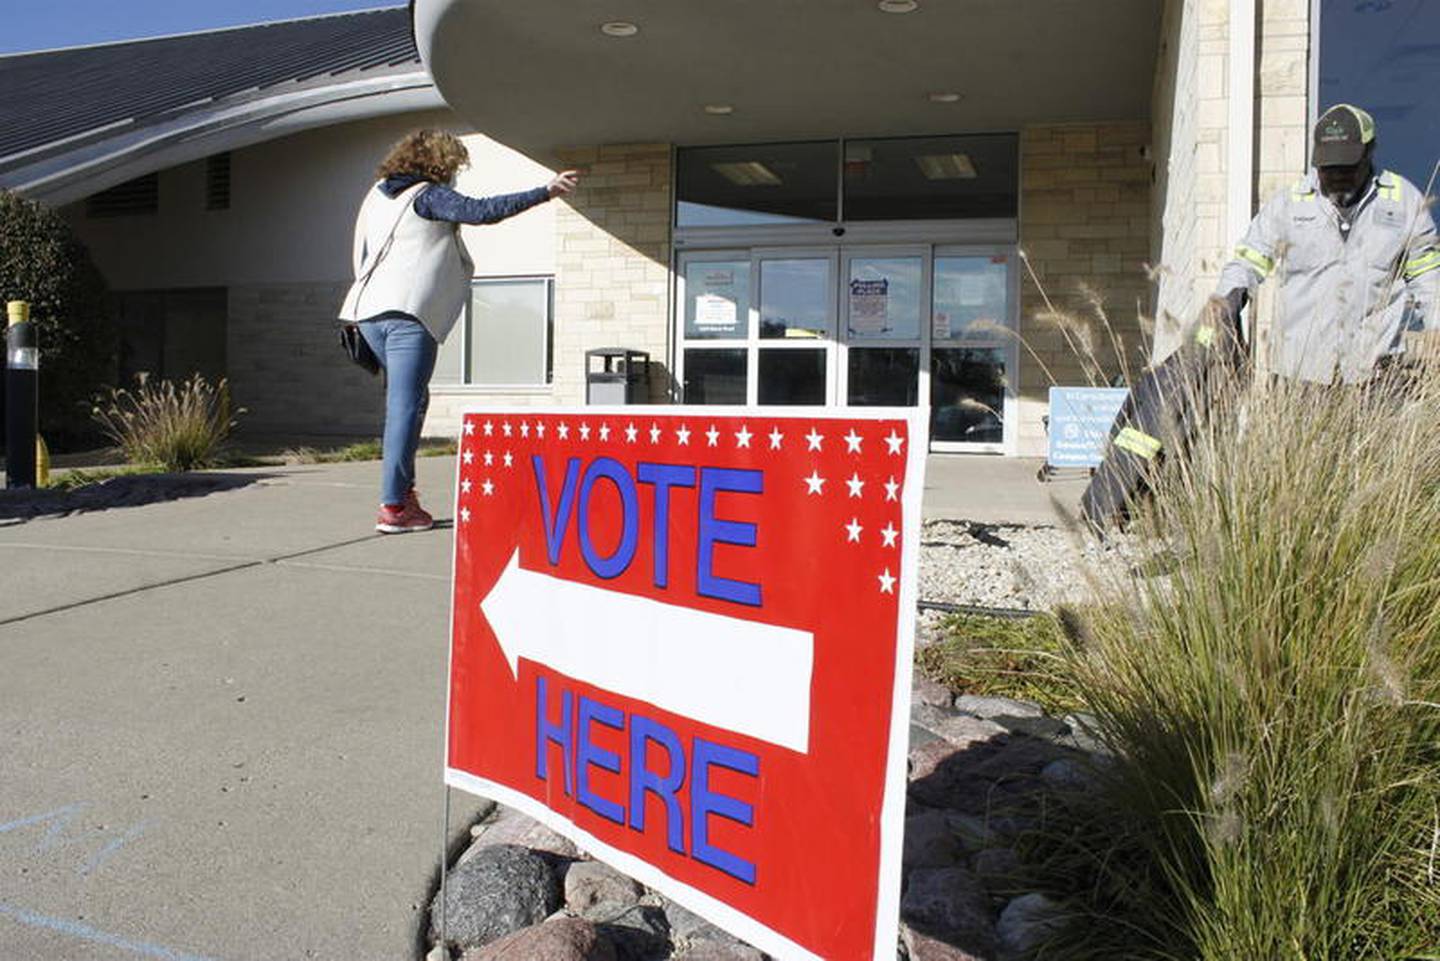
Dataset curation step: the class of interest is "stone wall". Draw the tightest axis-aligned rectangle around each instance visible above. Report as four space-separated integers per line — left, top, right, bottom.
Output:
1016 122 1154 457
550 143 673 405
227 282 382 438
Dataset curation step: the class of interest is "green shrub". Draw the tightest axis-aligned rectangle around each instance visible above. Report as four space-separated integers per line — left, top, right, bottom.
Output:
0 190 117 445
91 373 243 472
916 612 1081 716
1035 367 1440 960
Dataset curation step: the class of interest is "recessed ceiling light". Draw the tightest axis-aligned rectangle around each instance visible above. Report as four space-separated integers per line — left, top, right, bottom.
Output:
928 92 962 103
704 104 734 115
878 0 919 12
711 162 782 187
915 153 978 180
600 21 638 37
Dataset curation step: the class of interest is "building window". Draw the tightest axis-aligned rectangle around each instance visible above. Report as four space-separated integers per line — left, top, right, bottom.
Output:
206 153 232 211
676 141 839 227
86 173 159 218
436 276 553 387
1316 0 1440 190
842 134 1019 220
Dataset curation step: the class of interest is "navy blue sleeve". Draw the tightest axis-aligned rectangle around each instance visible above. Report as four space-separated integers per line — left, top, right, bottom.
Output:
413 184 551 225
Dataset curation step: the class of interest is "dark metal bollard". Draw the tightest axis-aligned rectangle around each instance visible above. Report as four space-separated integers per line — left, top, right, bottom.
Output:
5 300 38 488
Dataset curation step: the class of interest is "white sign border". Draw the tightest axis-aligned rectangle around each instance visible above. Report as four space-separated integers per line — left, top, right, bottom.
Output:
443 404 929 961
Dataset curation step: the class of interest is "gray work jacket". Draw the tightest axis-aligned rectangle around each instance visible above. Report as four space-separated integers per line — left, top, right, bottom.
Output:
1217 169 1440 383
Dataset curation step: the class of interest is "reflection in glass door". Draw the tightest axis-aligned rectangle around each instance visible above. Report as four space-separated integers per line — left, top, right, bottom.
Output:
841 250 925 408
930 251 1015 450
757 254 834 405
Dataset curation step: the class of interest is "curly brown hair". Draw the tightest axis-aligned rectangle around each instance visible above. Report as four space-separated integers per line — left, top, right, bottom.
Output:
376 129 469 183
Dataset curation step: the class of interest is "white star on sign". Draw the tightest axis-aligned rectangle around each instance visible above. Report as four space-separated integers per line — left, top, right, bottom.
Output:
768 428 784 450
483 420 494 436
804 471 826 495
598 424 611 442
520 422 530 438
482 479 495 496
461 478 472 494
649 423 662 443
502 422 513 437
735 425 753 448
884 430 904 454
884 476 900 501
460 507 471 523
503 451 514 468
558 422 570 440
805 428 824 451
845 517 863 542
705 425 720 447
676 425 691 445
844 429 863 453
878 568 896 593
579 423 591 441
881 523 899 548
462 449 474 465
464 421 475 436
625 423 638 443
536 422 546 439
846 473 865 498
483 451 494 466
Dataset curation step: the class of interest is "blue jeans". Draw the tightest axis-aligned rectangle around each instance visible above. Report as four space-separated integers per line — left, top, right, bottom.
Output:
359 314 437 506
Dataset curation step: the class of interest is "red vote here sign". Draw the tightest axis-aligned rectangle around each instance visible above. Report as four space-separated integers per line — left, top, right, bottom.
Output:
445 407 926 960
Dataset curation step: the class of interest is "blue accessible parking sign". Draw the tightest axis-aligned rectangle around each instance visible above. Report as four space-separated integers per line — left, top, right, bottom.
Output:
1046 387 1129 468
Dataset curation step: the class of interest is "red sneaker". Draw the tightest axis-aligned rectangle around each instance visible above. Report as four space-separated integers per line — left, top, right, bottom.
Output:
375 499 434 534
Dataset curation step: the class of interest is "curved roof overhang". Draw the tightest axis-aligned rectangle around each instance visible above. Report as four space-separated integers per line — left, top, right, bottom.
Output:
414 0 1161 165
2 73 444 207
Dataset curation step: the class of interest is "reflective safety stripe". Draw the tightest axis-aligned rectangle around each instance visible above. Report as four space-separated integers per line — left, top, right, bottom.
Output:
1235 244 1275 277
1379 171 1401 202
1291 182 1316 202
1114 427 1162 460
1404 249 1440 280
1194 324 1216 347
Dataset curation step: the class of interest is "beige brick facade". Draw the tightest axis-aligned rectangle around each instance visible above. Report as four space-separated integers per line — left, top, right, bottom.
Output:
551 144 673 405
1016 122 1155 455
227 282 383 437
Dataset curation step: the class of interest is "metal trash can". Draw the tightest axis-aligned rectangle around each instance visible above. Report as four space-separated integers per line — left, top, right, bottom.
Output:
585 347 650 405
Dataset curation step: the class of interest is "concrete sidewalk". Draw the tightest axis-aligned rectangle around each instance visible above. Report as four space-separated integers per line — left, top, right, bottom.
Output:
0 451 1072 961
0 456 483 961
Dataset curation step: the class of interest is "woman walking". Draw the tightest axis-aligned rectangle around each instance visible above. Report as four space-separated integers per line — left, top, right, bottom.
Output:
340 129 577 533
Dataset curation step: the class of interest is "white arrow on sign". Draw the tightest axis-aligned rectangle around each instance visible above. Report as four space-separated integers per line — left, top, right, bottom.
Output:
480 549 814 753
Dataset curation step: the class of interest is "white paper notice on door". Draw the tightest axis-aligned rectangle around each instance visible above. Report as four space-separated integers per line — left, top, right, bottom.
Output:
849 278 889 335
695 294 737 329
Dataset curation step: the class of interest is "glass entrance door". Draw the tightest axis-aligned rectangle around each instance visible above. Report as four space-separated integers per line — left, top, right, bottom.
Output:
678 244 1016 450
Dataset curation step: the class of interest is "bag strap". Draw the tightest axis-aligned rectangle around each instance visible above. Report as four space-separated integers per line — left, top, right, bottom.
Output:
353 182 429 290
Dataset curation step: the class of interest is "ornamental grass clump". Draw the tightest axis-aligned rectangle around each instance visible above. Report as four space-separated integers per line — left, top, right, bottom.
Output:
91 373 243 472
1035 357 1440 960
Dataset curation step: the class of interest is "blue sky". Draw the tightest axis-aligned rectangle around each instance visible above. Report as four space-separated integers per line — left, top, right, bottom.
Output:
1 1 402 55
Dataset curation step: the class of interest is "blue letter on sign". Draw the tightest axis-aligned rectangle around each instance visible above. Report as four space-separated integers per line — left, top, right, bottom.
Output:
697 468 762 607
576 696 626 824
628 714 687 854
578 457 640 579
691 737 759 884
532 455 581 565
535 675 574 796
637 462 696 590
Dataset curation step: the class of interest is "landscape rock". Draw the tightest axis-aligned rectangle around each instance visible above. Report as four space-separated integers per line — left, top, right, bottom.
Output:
673 940 765 961
911 676 956 709
971 847 1022 890
903 809 964 868
580 901 671 961
459 917 617 961
901 923 988 961
565 860 643 913
431 844 562 950
900 867 996 956
996 893 1066 957
953 695 1044 721
468 804 581 860
926 713 1010 751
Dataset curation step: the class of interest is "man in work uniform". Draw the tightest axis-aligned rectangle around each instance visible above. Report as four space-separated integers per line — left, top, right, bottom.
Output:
1211 103 1440 383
